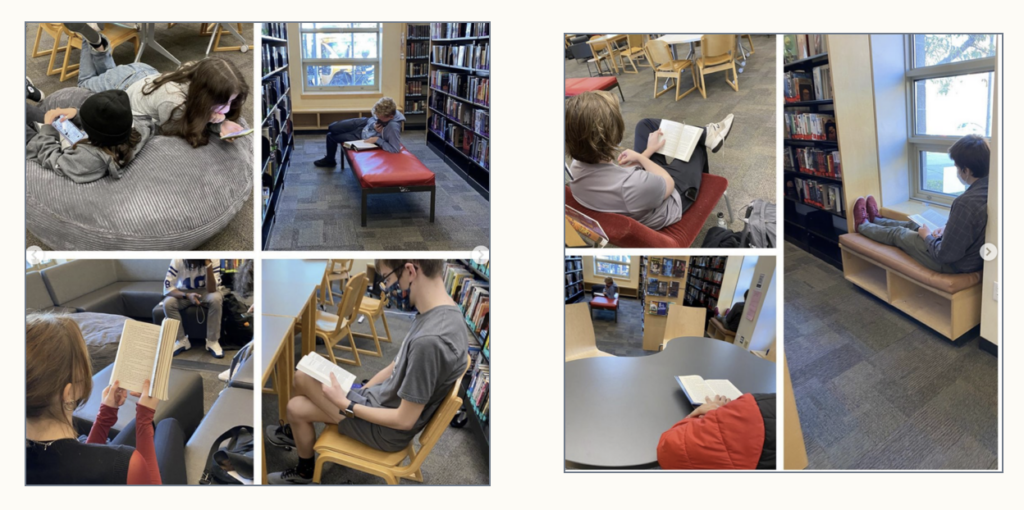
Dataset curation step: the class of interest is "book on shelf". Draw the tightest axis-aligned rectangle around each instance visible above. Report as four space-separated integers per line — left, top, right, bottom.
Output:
565 205 609 248
407 24 429 39
784 111 837 141
908 209 948 231
669 281 680 298
675 375 743 407
648 300 669 316
656 120 702 164
110 319 181 399
792 177 844 214
467 354 490 420
783 34 800 64
297 352 356 391
432 22 489 40
343 140 379 152
793 147 842 179
808 34 827 56
647 277 663 296
649 257 662 275
662 258 674 277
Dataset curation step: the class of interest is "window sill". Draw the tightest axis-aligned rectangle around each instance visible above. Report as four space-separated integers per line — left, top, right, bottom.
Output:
880 200 950 222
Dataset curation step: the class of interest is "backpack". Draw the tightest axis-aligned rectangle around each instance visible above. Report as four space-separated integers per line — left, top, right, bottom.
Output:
220 293 253 348
198 426 254 485
701 200 776 248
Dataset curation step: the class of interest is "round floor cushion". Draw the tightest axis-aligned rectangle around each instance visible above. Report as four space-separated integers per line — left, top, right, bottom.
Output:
27 87 253 250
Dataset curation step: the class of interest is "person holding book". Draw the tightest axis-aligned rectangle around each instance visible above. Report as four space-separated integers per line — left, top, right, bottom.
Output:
657 393 776 470
601 277 618 298
25 313 186 484
565 90 734 231
160 259 225 358
314 97 407 167
853 134 989 274
266 259 469 484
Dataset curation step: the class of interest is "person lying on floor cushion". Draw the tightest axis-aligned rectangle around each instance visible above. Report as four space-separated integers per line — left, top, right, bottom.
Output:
315 97 407 167
853 134 989 274
266 259 468 484
657 393 775 470
565 90 733 231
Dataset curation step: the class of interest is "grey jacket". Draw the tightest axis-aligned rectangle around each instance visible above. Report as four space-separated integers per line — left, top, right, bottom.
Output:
26 117 156 184
361 111 406 153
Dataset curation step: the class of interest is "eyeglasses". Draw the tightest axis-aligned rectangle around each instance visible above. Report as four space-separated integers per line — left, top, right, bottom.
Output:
378 267 403 290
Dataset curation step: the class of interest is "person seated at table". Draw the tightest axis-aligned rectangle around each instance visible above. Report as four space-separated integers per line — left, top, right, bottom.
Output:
314 97 406 167
266 259 469 484
657 393 775 470
599 277 618 298
565 90 734 230
853 134 990 274
719 289 747 332
26 313 186 484
161 259 225 358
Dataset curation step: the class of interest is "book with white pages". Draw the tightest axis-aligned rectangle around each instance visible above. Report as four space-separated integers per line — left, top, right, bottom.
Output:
296 352 357 392
907 209 948 232
675 375 743 407
657 119 703 165
343 140 380 152
110 318 180 400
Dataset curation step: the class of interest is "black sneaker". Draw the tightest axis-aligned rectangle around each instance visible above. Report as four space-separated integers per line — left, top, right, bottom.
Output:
63 23 103 46
265 424 296 449
313 157 337 168
26 78 43 102
267 466 313 485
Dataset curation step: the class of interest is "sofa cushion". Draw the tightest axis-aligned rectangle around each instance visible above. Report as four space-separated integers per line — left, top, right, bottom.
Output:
347 147 436 189
839 233 981 294
590 296 619 310
564 77 619 96
40 259 117 305
184 387 253 484
116 259 170 282
69 312 129 372
62 283 131 316
26 271 56 312
118 281 166 318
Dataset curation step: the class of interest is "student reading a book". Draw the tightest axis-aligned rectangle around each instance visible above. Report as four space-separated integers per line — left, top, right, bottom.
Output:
25 313 187 485
314 97 407 167
601 277 619 298
657 393 776 470
266 259 469 484
853 135 989 274
565 90 734 230
161 259 225 358
719 289 747 332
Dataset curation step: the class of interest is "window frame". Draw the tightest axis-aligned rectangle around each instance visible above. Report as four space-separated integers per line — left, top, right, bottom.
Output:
905 35 995 206
593 255 631 279
299 24 382 94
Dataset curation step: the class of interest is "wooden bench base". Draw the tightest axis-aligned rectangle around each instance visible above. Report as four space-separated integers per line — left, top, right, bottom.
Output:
840 245 981 340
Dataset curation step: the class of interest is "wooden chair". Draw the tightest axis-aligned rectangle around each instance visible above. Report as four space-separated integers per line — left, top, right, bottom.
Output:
313 355 471 484
323 259 353 307
586 36 614 76
643 39 697 101
315 273 368 367
353 264 393 355
565 303 615 362
200 23 246 53
32 24 140 83
696 35 739 99
741 34 755 56
661 304 707 351
615 34 649 73
706 316 737 344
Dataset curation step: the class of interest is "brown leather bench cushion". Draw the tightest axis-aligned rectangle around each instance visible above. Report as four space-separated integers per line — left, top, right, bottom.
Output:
839 233 981 294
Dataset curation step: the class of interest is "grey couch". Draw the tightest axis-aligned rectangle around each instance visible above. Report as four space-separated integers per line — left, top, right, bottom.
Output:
184 387 253 484
38 259 168 319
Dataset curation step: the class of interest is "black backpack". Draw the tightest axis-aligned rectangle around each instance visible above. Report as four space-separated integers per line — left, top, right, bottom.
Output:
199 426 254 485
220 293 253 349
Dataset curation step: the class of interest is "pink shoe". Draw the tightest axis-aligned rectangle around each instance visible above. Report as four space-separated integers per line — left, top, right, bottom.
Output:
866 196 881 222
853 198 868 233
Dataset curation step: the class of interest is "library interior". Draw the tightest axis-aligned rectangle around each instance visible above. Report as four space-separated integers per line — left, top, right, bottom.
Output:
564 254 777 469
782 34 999 470
261 23 490 250
564 34 777 248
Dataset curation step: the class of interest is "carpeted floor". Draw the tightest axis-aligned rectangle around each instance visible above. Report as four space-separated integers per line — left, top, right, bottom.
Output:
582 295 655 357
565 34 777 247
25 23 254 251
785 242 998 470
262 307 490 485
265 132 491 250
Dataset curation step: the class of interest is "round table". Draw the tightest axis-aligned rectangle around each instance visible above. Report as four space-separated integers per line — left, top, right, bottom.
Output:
565 337 776 469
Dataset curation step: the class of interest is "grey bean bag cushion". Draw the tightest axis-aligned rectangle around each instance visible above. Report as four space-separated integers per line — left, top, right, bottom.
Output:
69 312 130 374
27 87 252 250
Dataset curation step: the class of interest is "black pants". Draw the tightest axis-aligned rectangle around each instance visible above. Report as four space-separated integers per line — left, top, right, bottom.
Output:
26 103 46 144
324 117 368 161
633 118 707 210
112 418 188 485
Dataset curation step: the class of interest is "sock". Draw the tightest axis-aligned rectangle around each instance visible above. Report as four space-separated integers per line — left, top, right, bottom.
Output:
296 456 315 477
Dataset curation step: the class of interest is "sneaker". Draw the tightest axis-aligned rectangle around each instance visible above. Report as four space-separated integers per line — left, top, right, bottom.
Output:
704 114 735 154
26 78 44 102
63 23 103 46
265 424 296 449
866 196 881 222
852 197 868 232
267 467 313 485
206 339 224 359
173 337 191 356
313 157 336 168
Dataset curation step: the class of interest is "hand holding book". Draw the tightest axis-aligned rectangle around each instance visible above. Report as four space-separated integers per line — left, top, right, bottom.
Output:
322 372 350 410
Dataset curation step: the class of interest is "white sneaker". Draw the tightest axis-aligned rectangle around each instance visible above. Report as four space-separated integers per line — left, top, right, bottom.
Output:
206 339 224 359
705 114 735 154
173 337 191 356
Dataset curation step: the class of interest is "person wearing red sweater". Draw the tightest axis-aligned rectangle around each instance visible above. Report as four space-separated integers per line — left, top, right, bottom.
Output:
25 313 186 484
657 393 776 470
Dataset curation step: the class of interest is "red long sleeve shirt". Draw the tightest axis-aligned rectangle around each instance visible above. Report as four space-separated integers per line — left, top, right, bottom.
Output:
85 403 162 485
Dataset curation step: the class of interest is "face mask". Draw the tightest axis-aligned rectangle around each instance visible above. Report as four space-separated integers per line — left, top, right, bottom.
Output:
957 168 970 187
212 103 231 115
382 274 415 312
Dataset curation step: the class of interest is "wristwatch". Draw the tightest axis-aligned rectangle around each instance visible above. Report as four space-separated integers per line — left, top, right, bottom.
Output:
343 401 357 419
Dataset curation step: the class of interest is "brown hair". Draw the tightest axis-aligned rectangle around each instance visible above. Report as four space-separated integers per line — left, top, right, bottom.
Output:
144 57 249 148
565 90 624 164
373 97 398 119
375 259 444 279
605 277 614 285
26 313 93 426
949 134 990 179
84 128 143 168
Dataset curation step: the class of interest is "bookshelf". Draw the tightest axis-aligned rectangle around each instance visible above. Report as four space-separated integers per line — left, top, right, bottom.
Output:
684 256 726 314
639 256 690 351
260 22 294 249
403 23 430 129
564 256 584 303
783 34 848 270
444 260 490 451
426 22 490 198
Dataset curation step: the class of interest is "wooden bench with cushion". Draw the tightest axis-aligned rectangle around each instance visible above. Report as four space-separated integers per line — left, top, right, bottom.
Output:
839 233 982 340
343 147 436 227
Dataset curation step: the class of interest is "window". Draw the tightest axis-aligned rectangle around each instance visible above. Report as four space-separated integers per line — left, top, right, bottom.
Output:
594 255 631 279
300 23 381 93
907 34 996 204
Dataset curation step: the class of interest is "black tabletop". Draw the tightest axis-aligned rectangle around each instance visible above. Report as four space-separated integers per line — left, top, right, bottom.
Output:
565 337 776 469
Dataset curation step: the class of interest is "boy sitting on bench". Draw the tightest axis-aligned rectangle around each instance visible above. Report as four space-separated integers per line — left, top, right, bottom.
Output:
315 97 406 168
853 134 990 274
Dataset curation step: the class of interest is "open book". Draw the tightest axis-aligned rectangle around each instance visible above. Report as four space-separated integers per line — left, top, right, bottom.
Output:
343 140 380 152
908 209 948 232
110 319 180 400
675 375 743 407
657 119 703 165
296 352 356 392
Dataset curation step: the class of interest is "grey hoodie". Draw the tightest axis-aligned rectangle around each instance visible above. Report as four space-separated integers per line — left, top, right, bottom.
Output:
26 116 156 184
360 111 406 153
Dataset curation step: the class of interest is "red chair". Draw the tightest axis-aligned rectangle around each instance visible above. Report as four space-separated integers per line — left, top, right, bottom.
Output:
565 77 624 102
589 293 619 322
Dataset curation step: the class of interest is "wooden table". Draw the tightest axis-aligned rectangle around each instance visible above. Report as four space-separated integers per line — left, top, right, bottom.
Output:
263 259 329 356
261 313 295 484
657 34 703 89
589 34 629 74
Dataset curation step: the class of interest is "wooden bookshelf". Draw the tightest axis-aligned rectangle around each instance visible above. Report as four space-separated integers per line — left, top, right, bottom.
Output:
564 256 584 303
403 23 430 129
426 22 490 199
261 22 294 249
640 256 691 351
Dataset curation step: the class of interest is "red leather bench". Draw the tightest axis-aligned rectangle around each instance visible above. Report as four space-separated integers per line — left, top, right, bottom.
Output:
565 77 624 101
343 147 436 227
589 295 619 322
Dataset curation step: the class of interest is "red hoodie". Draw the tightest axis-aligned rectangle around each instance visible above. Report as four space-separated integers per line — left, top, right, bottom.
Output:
657 393 765 470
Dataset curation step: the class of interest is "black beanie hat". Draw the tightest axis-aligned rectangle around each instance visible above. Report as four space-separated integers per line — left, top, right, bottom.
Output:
79 90 133 146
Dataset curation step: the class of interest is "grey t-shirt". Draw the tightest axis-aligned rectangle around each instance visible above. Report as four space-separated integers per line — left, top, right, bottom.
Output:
361 304 469 449
569 159 683 230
